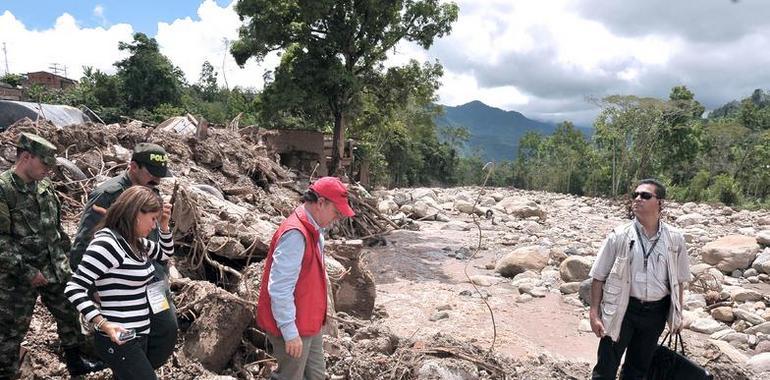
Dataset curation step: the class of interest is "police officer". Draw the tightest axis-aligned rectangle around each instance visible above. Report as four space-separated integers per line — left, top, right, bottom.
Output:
69 142 178 369
0 133 104 378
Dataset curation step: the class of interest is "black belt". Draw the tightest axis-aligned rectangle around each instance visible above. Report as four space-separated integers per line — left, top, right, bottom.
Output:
629 296 670 310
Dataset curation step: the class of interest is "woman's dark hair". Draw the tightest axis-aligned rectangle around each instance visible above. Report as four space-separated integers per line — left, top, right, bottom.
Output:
301 189 319 203
99 185 162 257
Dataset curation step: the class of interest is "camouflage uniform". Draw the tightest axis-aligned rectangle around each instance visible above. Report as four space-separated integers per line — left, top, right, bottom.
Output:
68 143 178 370
0 134 84 378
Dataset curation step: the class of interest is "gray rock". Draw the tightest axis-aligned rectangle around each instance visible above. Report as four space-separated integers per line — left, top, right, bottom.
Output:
559 256 594 282
495 246 549 278
529 286 548 298
709 339 748 365
685 294 707 311
417 358 479 380
579 278 593 306
702 235 761 273
560 282 581 295
745 268 759 277
732 288 764 303
734 309 766 326
495 196 545 220
745 322 770 335
378 199 399 214
454 200 475 214
758 230 770 246
429 311 450 322
689 318 728 334
752 251 770 274
467 275 501 287
747 352 770 373
711 307 735 323
516 294 533 303
734 320 752 333
676 213 705 227
393 192 411 206
755 340 770 354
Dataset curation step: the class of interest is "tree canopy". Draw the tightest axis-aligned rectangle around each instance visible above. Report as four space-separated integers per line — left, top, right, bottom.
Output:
231 0 459 173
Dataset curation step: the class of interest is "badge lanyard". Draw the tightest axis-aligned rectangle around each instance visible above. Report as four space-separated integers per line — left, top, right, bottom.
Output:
634 224 660 272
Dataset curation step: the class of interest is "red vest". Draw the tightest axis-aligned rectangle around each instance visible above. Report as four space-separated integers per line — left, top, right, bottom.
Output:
256 206 328 337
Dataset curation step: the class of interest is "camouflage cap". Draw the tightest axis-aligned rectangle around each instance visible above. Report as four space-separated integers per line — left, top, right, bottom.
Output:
17 133 57 166
131 143 170 177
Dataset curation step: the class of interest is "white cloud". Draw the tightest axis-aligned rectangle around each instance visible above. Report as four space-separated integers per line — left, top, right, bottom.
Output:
0 10 132 78
155 0 278 90
93 4 107 26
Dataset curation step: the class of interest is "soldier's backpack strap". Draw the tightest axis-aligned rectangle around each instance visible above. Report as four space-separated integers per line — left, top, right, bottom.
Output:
0 174 17 234
0 174 17 210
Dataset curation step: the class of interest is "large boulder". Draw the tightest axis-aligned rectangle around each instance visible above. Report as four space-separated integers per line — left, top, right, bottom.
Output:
748 352 770 373
758 230 770 247
378 199 399 214
701 235 761 273
559 256 593 282
182 280 255 372
495 246 549 278
495 197 545 220
411 188 437 202
676 213 705 227
454 200 475 214
755 249 770 275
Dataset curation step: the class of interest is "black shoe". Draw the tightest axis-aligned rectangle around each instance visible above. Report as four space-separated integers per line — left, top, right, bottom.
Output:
63 347 107 376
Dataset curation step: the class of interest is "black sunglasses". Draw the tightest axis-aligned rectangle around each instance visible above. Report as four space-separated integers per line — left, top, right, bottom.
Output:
632 191 657 200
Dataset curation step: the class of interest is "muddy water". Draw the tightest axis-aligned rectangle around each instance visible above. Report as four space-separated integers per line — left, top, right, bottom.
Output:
364 224 598 363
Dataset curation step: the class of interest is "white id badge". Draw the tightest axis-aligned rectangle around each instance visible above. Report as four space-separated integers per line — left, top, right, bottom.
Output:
634 272 646 283
147 281 170 314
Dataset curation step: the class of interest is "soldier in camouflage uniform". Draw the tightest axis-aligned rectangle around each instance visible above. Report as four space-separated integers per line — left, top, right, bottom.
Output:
69 142 178 369
0 133 104 379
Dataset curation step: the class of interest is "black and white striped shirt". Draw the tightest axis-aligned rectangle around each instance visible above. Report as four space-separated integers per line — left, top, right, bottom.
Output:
65 228 174 335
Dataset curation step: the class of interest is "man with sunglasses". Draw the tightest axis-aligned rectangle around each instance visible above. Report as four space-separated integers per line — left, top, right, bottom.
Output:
68 142 178 370
588 178 691 379
257 176 355 380
0 133 105 377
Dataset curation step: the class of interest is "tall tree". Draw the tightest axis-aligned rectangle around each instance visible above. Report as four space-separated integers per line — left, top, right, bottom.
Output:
197 61 219 102
231 0 459 174
115 33 184 111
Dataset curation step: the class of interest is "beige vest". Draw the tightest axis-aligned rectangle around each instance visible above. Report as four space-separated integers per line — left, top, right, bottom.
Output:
600 221 685 342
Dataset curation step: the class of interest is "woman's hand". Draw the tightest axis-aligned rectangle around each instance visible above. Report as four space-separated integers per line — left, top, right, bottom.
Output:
101 321 129 345
159 202 172 232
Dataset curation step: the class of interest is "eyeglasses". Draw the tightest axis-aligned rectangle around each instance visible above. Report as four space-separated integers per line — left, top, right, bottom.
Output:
632 191 657 200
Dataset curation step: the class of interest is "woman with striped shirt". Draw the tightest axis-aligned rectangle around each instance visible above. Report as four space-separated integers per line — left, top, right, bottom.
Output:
65 185 174 380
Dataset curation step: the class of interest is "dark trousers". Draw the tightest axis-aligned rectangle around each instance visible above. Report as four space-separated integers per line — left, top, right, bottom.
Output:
94 333 157 380
592 297 670 380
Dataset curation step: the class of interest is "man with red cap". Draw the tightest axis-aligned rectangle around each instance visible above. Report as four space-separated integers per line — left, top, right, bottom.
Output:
257 176 355 380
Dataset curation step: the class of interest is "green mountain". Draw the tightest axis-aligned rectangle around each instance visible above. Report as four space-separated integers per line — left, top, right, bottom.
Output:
435 100 591 161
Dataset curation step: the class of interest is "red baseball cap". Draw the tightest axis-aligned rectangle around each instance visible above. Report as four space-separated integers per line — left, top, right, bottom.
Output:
309 177 355 217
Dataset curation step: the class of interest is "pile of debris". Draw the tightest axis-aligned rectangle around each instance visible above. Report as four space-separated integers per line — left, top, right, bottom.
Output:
0 118 399 379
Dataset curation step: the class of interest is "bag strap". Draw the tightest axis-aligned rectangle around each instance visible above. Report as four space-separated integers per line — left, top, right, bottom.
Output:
676 332 687 356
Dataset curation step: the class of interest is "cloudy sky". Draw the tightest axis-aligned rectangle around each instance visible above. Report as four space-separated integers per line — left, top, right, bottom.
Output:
1 0 769 125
